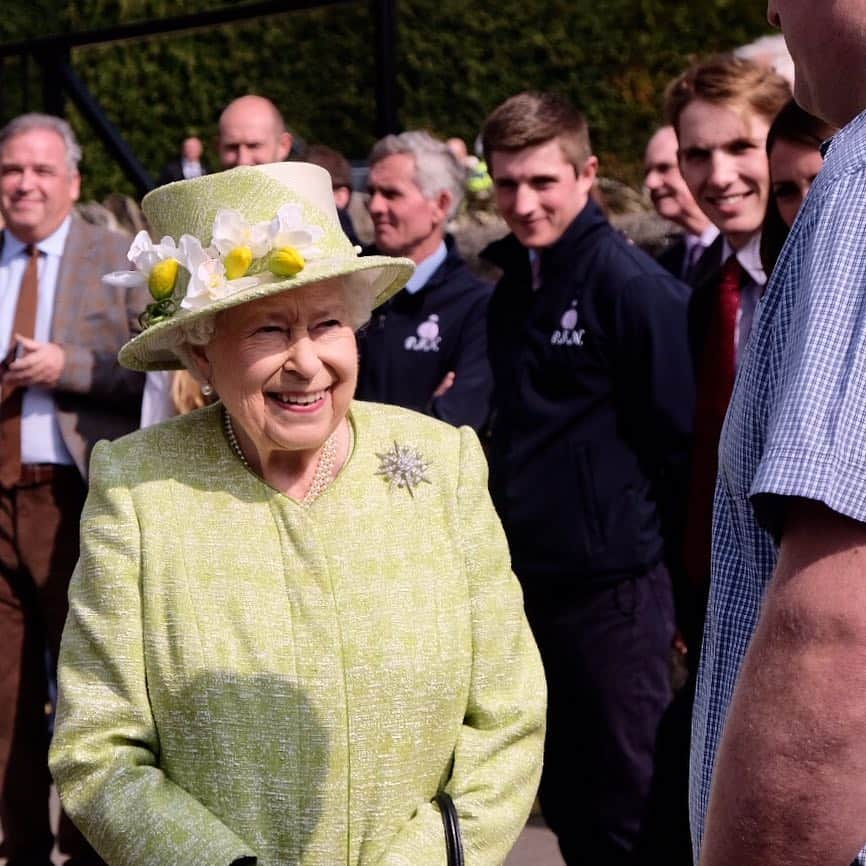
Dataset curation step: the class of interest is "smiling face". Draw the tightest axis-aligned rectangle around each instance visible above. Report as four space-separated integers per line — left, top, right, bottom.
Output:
366 153 448 263
769 137 825 227
490 138 597 249
193 280 358 468
0 128 80 244
677 99 772 250
643 126 710 235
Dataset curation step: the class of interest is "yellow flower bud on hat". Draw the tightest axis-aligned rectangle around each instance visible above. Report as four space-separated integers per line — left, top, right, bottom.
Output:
147 258 180 301
224 246 254 280
269 246 305 277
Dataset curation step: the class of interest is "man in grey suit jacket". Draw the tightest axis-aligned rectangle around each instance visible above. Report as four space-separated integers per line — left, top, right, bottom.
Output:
0 113 148 866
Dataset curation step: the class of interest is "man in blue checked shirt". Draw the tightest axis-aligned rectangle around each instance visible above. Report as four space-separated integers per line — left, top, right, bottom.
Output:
693 4 866 865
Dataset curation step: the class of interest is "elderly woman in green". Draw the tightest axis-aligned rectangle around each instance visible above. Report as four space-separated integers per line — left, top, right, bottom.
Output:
48 162 545 866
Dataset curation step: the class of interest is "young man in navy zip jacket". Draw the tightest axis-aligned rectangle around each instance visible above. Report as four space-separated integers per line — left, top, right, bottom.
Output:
356 131 492 432
481 91 694 866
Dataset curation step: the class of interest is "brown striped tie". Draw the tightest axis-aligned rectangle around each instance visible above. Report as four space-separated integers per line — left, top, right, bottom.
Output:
0 244 39 487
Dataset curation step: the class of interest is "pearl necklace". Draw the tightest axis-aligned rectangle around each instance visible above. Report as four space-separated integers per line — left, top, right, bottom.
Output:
223 408 338 507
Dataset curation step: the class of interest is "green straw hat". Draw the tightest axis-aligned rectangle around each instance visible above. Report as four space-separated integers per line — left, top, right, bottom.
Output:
113 162 414 371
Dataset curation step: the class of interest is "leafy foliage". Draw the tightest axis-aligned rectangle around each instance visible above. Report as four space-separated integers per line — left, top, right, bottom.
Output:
1 0 774 198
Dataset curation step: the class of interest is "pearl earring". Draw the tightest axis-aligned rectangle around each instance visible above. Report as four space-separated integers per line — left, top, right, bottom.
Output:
201 382 214 397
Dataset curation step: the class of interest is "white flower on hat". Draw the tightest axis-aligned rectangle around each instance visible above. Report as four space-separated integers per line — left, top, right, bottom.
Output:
267 204 326 277
269 204 325 250
210 209 272 280
103 230 182 301
178 235 259 312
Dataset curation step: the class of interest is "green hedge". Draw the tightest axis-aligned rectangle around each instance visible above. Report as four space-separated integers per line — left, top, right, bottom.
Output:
1 0 774 200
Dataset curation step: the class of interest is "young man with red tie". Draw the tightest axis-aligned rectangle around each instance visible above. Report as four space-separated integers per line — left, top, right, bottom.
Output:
664 55 791 642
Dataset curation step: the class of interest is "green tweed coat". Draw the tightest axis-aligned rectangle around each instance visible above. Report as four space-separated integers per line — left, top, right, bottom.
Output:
50 401 546 866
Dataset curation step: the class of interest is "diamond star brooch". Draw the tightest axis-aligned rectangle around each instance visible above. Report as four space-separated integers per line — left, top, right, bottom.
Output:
375 441 431 496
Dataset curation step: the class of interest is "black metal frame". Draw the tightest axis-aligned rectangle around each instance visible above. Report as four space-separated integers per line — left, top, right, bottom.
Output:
0 0 399 197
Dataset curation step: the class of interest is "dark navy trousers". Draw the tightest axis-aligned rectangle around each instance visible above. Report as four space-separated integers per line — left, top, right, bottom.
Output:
522 562 675 866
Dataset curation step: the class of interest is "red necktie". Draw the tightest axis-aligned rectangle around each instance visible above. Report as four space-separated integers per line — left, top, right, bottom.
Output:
0 245 39 487
683 254 742 585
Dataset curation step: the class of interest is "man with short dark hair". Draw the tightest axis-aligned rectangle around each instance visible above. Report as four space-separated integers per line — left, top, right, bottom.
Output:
356 130 492 432
481 91 694 866
693 4 866 864
643 125 718 284
0 112 147 865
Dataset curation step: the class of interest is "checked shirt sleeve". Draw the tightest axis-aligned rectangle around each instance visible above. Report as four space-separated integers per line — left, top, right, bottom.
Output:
750 160 866 530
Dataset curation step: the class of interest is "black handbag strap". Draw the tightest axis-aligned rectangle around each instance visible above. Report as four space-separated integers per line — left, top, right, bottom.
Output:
434 792 465 866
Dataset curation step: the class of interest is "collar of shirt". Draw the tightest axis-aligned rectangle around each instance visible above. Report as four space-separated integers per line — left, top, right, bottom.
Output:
722 232 765 286
181 159 204 179
698 223 720 249
821 105 866 167
682 225 721 279
1 215 72 264
404 240 447 295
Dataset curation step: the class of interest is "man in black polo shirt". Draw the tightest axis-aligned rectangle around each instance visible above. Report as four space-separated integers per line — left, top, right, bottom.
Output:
356 131 492 432
481 92 694 866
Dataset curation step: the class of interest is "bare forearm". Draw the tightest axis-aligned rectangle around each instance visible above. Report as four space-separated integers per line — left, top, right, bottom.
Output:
700 501 866 866
700 623 866 864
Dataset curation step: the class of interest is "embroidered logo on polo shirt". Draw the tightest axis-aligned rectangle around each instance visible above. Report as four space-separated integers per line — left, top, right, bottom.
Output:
404 314 442 352
551 301 586 346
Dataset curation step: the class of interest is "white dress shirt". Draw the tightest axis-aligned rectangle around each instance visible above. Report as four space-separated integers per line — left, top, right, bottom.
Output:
140 370 177 429
722 233 765 366
181 159 205 179
683 224 720 277
0 218 75 465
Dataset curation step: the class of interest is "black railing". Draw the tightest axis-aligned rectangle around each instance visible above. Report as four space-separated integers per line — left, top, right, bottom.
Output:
0 0 399 197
